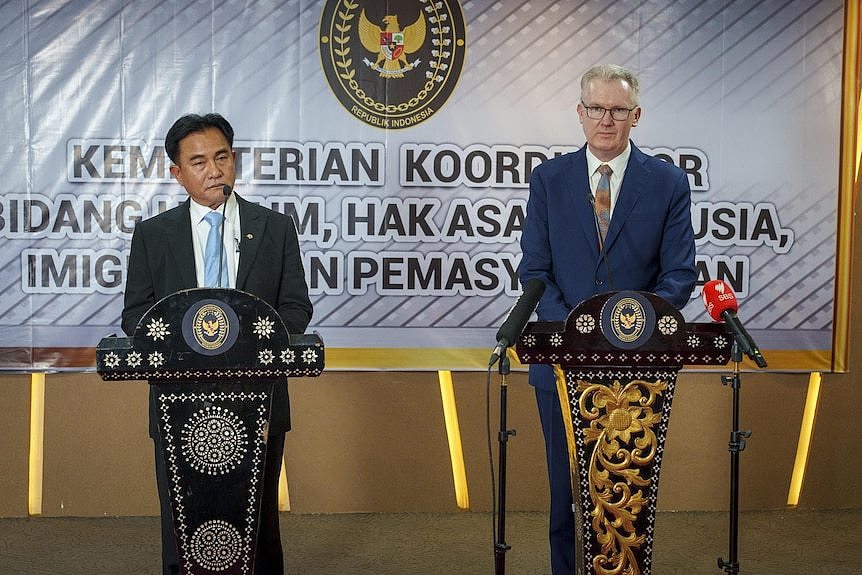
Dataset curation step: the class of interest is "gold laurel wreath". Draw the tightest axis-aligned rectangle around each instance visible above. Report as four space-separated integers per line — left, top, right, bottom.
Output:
331 0 450 114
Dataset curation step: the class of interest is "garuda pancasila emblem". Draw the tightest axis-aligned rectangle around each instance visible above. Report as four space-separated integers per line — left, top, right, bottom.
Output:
358 10 426 78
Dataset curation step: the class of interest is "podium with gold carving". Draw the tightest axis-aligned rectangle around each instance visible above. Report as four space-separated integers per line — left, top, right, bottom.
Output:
515 291 730 575
96 288 324 575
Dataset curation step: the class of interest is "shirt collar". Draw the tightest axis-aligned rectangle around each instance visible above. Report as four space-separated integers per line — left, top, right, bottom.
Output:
189 192 238 224
586 141 632 178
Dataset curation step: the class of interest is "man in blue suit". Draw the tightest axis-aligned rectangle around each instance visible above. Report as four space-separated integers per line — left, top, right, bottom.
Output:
519 64 696 574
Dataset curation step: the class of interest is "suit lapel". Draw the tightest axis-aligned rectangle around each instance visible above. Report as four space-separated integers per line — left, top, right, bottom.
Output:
604 144 648 251
566 148 601 257
164 200 197 288
235 195 266 290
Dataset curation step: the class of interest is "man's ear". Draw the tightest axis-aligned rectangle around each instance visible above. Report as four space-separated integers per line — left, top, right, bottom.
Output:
631 107 641 127
169 164 183 185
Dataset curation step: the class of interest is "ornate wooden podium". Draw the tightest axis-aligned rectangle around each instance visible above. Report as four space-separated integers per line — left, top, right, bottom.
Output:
96 288 324 575
515 291 730 575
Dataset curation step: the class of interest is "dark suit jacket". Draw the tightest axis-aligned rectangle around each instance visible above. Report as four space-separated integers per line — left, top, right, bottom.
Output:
519 142 696 391
122 194 313 435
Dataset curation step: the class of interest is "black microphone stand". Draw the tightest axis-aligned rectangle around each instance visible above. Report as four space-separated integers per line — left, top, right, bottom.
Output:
717 340 751 575
494 351 515 575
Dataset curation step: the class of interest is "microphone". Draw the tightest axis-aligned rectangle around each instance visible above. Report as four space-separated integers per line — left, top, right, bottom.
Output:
217 185 232 288
701 279 767 368
488 279 546 367
586 192 616 291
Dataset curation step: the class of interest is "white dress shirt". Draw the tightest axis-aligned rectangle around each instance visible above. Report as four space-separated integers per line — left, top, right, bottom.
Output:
189 194 242 288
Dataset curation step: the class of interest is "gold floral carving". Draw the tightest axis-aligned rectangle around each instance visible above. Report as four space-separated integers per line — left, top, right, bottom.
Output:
576 378 668 575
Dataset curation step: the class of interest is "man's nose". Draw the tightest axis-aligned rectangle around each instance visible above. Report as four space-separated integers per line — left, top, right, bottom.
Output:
207 160 223 178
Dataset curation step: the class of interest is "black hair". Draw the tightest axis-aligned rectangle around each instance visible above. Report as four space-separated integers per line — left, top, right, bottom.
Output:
164 113 235 164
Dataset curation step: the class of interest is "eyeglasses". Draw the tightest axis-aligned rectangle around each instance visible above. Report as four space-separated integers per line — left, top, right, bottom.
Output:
580 101 636 121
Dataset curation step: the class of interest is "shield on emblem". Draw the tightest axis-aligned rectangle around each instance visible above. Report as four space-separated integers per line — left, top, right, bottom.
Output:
380 32 404 60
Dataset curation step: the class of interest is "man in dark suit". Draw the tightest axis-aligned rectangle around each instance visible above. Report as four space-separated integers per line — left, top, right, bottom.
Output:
519 64 696 574
122 113 312 575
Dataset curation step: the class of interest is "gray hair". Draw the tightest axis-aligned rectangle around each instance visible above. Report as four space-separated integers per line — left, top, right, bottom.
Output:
580 64 640 105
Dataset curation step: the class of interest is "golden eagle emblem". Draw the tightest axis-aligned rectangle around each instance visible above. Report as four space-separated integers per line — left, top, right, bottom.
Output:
202 319 220 337
358 10 426 78
619 312 637 330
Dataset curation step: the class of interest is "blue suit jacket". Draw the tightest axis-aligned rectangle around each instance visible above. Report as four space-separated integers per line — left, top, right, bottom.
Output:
519 142 696 390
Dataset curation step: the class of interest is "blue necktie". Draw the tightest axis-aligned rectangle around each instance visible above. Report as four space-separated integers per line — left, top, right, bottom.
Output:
203 211 228 287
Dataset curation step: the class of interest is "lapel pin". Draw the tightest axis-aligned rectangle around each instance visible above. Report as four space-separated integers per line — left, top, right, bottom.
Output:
246 233 254 240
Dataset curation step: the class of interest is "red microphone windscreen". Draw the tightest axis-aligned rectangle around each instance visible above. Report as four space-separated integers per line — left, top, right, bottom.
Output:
701 279 739 321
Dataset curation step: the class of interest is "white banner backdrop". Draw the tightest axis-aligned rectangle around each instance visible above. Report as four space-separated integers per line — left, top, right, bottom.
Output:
0 0 844 370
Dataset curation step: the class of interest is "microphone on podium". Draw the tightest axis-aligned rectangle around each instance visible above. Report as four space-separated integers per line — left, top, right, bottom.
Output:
217 185 232 288
701 279 767 368
488 279 545 367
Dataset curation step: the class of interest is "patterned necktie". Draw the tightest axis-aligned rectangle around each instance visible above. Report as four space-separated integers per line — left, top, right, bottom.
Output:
203 211 228 287
594 164 612 243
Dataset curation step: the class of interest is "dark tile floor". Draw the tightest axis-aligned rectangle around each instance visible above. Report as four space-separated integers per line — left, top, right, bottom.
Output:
0 509 858 574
